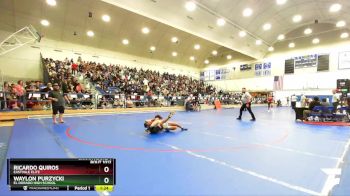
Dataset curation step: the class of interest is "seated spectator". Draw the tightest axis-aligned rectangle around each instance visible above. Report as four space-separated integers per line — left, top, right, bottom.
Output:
80 96 93 109
41 83 53 92
186 101 195 111
153 99 162 107
320 98 331 107
113 98 124 108
99 97 108 109
70 98 80 109
303 97 321 121
126 97 134 108
26 97 36 109
9 95 20 111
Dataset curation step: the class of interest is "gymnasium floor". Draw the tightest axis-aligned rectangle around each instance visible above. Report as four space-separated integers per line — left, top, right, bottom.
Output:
1 107 350 195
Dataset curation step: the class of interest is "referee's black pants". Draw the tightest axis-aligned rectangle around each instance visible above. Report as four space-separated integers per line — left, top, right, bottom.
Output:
239 103 256 119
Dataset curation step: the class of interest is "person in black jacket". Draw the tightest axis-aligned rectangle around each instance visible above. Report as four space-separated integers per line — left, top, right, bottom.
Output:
303 96 321 120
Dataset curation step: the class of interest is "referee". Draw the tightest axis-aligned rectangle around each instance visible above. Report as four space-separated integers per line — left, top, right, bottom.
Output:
236 88 256 121
48 83 70 124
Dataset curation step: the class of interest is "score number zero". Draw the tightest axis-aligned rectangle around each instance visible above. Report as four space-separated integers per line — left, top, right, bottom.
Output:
103 166 110 184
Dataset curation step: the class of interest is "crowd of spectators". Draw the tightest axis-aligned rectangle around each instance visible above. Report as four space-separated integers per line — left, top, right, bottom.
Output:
0 80 47 110
1 56 272 111
43 57 224 108
77 61 217 98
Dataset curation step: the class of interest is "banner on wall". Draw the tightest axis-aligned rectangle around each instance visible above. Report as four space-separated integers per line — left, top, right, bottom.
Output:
294 54 318 69
221 68 229 80
339 51 350 69
200 68 231 81
263 62 271 76
209 70 215 81
200 72 204 81
255 62 271 76
240 64 252 71
204 71 209 81
255 63 262 76
215 69 222 80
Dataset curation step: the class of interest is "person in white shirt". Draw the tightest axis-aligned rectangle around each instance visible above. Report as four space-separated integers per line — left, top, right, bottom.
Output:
291 94 297 109
237 88 256 121
332 89 340 112
301 94 307 107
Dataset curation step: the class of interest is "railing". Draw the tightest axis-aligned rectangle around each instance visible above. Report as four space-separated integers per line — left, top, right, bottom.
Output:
0 91 190 112
41 54 49 84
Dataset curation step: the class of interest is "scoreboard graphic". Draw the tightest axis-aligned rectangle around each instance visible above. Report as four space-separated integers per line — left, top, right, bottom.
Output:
7 158 116 191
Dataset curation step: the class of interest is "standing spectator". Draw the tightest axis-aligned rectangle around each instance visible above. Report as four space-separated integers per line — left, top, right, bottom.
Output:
291 94 297 109
14 80 26 110
267 94 273 112
332 89 340 113
72 62 78 75
1 82 10 110
48 83 70 124
301 94 307 107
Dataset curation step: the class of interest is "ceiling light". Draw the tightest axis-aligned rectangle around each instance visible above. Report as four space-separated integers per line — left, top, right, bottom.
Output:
239 31 247 37
172 52 178 57
102 15 110 22
185 1 196 11
304 28 312 35
46 0 56 6
40 19 50 26
329 3 342 12
292 15 302 23
226 55 232 60
312 38 320 44
204 59 209 64
190 56 195 61
150 46 156 51
142 27 150 34
276 0 287 5
86 30 94 37
255 40 262 45
243 8 253 17
212 50 218 56
277 34 285 40
336 20 346 27
194 44 200 50
288 42 295 48
268 46 274 51
171 37 178 43
122 39 129 45
263 23 271 31
216 18 226 26
340 32 349 39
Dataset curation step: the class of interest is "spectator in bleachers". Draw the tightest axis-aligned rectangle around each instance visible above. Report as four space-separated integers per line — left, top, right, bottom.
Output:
320 98 331 107
14 80 26 110
126 97 134 108
41 83 53 92
1 82 10 110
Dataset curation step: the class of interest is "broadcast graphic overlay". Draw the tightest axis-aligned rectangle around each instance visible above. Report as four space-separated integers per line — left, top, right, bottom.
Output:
7 158 115 191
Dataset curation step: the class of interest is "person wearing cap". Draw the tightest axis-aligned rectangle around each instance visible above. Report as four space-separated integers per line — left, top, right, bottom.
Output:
48 83 70 124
